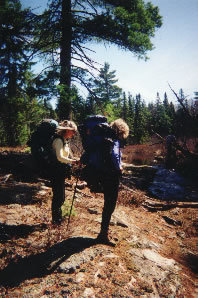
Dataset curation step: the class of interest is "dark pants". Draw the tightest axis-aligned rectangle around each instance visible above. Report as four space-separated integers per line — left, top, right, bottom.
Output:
33 156 71 223
48 163 71 223
51 168 66 223
81 165 120 234
166 148 177 169
100 173 120 234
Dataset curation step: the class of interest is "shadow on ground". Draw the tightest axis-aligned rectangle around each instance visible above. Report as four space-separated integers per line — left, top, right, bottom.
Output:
0 237 95 287
0 223 47 241
184 253 198 275
0 183 43 205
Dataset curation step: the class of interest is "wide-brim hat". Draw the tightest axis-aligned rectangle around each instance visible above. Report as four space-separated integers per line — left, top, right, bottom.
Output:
57 120 77 131
57 125 74 130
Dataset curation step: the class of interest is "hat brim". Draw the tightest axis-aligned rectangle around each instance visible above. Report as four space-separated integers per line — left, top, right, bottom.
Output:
57 126 75 130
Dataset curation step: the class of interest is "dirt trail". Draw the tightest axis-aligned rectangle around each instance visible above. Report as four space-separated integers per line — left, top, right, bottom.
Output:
0 149 197 297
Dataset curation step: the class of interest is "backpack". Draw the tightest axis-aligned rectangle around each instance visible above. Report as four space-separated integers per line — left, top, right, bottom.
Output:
78 115 118 193
27 119 59 166
78 115 115 171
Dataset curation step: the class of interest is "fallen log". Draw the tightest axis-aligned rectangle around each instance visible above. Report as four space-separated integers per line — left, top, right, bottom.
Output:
143 200 198 211
122 162 154 169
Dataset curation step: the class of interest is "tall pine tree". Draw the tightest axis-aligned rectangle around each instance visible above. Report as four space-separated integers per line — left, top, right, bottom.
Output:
0 0 37 145
34 0 162 119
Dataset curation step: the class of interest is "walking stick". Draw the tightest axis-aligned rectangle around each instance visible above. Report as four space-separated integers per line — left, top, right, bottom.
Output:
66 165 81 231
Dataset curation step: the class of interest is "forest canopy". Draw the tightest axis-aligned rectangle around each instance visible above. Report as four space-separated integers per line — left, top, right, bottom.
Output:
1 0 197 147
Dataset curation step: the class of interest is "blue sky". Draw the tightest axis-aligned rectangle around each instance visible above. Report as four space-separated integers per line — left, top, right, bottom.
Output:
21 0 198 105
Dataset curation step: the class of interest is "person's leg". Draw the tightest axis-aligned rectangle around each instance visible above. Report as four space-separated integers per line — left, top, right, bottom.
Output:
51 167 66 224
97 173 120 242
166 147 176 169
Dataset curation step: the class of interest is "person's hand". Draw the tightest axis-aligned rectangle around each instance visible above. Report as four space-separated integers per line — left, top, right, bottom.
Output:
119 167 124 175
73 159 81 166
76 159 82 166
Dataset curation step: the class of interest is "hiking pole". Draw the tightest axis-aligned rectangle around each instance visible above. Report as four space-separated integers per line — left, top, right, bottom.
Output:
66 164 82 231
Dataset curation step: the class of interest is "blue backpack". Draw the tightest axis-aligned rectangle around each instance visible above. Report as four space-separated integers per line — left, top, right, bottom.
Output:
79 115 115 171
28 119 59 165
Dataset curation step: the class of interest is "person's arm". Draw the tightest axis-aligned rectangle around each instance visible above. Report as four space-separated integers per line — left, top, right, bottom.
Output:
52 138 76 164
111 140 122 171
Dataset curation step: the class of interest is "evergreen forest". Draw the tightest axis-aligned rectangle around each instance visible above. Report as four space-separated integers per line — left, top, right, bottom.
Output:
0 0 197 147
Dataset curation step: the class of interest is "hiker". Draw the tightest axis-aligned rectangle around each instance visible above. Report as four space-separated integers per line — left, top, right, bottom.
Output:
50 120 79 224
97 118 129 243
79 116 129 243
165 134 177 169
28 119 79 224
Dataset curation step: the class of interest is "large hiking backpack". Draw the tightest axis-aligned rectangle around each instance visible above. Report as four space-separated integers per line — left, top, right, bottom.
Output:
27 119 59 166
78 115 118 192
78 115 116 171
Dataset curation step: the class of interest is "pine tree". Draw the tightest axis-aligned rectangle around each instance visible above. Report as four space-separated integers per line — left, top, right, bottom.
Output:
94 63 122 104
155 97 172 136
128 93 135 142
194 91 198 100
156 92 161 106
0 0 35 98
121 92 128 122
88 62 122 114
0 0 37 145
179 88 185 101
34 0 162 119
133 94 149 143
163 92 169 112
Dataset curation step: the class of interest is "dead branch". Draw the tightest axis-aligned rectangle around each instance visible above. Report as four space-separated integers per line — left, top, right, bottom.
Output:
1 174 12 183
151 129 192 158
151 129 165 142
168 83 191 118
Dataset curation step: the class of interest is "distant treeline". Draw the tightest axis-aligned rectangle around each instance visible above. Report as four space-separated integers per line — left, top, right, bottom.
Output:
0 1 197 146
1 71 197 146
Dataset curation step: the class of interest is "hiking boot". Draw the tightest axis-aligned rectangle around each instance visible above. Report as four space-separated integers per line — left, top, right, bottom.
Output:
52 209 62 225
95 232 115 247
52 217 62 225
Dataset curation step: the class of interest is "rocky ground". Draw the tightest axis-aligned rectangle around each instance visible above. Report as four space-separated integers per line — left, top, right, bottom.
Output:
0 147 197 297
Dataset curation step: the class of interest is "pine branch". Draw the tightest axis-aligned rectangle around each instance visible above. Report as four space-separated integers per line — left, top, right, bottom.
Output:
73 42 100 69
72 65 98 81
72 73 107 116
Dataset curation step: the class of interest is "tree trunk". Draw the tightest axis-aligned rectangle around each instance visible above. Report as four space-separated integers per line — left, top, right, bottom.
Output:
59 0 72 120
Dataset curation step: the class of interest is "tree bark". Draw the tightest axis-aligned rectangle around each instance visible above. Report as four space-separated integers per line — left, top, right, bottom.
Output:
60 0 72 119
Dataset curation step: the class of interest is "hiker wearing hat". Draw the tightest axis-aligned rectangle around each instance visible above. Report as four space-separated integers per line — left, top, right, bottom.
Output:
51 120 79 225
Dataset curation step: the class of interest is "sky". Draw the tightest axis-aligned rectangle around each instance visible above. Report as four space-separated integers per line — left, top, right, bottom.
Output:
21 0 198 105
